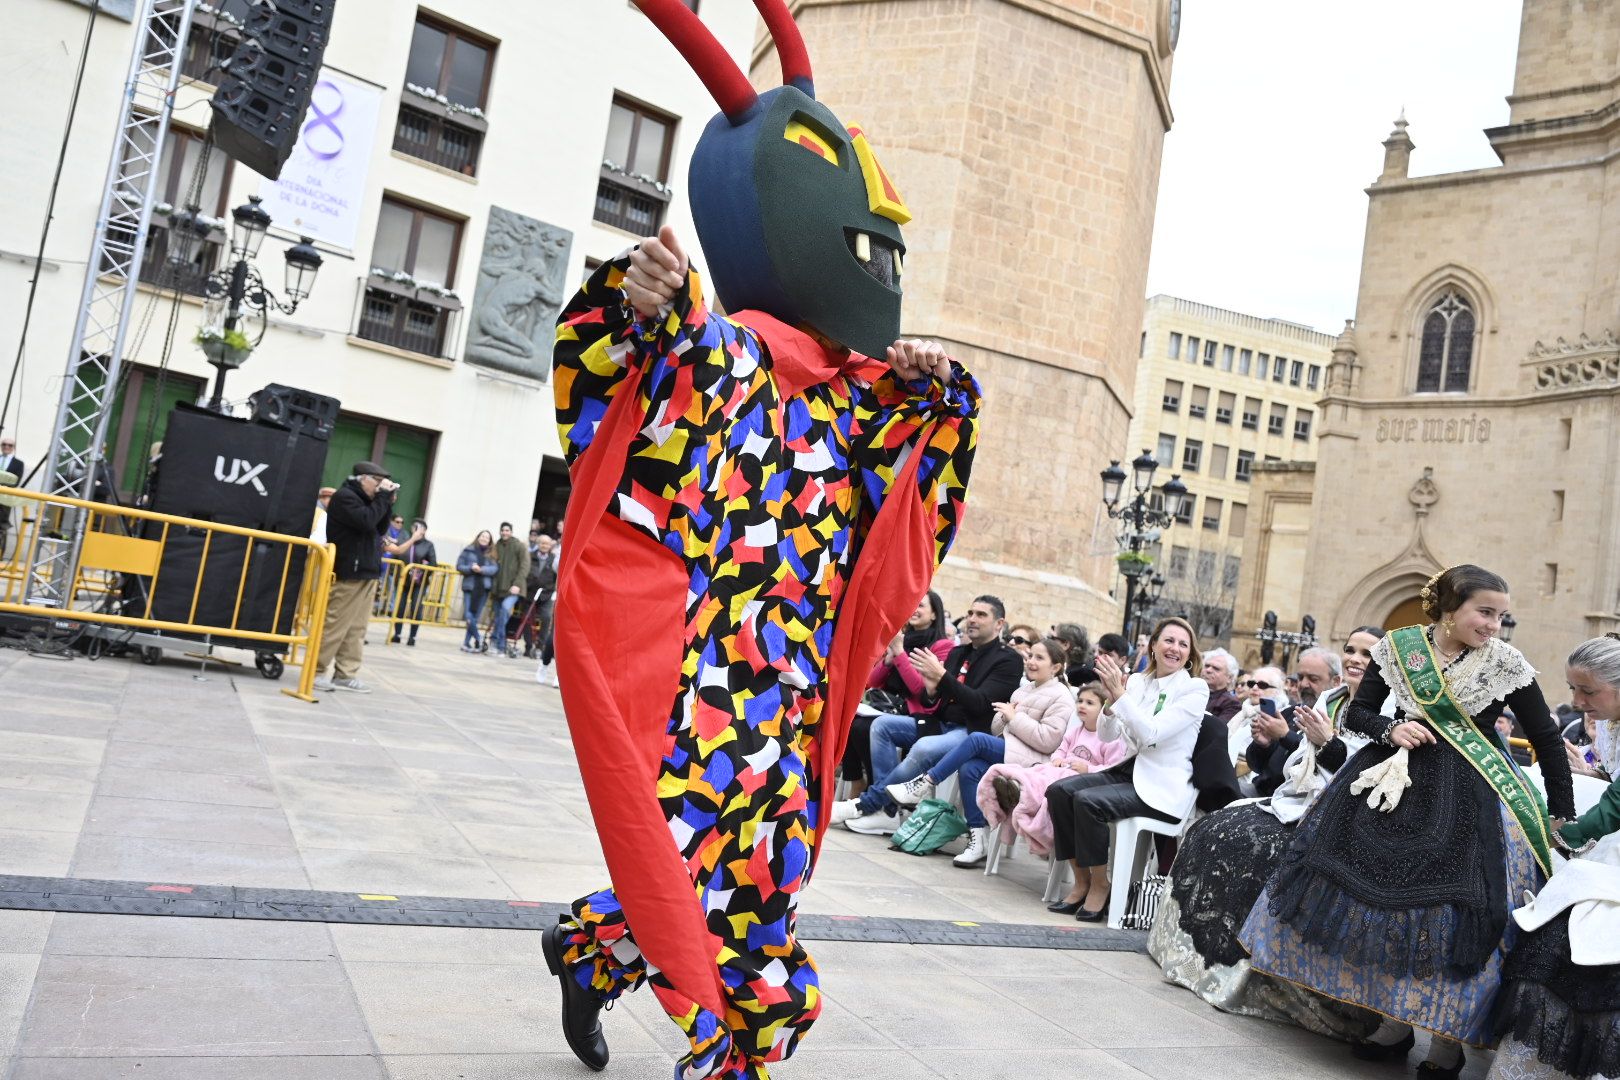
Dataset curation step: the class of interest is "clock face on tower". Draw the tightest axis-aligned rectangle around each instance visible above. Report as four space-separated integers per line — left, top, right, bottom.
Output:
1160 0 1182 55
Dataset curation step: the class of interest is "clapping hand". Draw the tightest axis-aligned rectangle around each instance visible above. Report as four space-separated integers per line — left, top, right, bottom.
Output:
993 701 1016 724
1094 652 1128 704
1298 704 1334 748
909 646 946 682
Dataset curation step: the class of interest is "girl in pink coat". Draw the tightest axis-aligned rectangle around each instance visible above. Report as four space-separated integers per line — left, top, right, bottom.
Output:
978 682 1128 858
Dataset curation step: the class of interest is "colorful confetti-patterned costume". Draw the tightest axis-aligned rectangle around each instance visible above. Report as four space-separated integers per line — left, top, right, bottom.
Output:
549 257 977 1079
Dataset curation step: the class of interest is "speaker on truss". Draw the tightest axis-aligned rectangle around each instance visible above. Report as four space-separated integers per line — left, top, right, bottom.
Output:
207 0 338 180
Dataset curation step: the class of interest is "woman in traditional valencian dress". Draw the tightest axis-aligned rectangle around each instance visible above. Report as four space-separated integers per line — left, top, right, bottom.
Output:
1240 565 1576 1079
1488 635 1620 1080
1148 629 1387 1038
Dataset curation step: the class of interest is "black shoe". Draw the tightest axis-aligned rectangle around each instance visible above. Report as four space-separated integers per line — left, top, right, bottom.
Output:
1046 899 1082 915
541 922 609 1072
1416 1053 1464 1080
406 639 417 647
1351 1029 1415 1062
1075 902 1109 923
389 636 400 644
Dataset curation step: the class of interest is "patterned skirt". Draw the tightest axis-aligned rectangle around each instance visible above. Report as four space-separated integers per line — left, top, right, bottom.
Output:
1241 802 1540 1046
1149 802 1378 1040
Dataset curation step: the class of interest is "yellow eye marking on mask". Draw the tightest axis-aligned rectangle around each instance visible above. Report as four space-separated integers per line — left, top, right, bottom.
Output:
784 120 840 166
847 124 911 225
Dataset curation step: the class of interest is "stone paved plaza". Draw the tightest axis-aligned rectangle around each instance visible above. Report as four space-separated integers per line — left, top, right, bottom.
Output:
0 630 1492 1079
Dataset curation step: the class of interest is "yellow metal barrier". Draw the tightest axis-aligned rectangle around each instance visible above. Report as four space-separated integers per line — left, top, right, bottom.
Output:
370 557 461 638
0 486 334 702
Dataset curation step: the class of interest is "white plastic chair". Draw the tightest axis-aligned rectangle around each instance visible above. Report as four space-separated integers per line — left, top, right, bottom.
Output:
983 824 1018 876
1105 811 1192 929
1042 852 1070 902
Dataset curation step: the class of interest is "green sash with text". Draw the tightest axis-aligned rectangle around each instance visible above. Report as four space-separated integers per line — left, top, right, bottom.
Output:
1388 624 1555 876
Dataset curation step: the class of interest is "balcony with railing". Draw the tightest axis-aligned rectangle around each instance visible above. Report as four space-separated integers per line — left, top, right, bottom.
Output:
138 222 226 296
393 98 486 177
353 275 462 360
594 167 671 234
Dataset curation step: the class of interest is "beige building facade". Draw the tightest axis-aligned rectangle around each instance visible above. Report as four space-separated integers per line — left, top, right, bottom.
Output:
757 0 1181 631
1127 296 1334 646
1242 0 1620 691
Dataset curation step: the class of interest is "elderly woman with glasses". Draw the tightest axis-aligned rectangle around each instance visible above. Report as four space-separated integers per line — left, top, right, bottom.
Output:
1227 666 1288 768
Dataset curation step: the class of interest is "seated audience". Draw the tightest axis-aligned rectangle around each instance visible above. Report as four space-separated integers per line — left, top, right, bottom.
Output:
978 681 1126 860
830 595 1022 835
1201 647 1242 727
1044 617 1209 921
1245 648 1343 797
844 591 952 799
1228 664 1288 773
888 637 1075 867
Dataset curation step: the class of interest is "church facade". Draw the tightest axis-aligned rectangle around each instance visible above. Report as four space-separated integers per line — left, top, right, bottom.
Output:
1251 0 1620 682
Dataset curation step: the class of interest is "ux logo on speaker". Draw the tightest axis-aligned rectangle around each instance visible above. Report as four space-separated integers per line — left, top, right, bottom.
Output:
214 456 269 496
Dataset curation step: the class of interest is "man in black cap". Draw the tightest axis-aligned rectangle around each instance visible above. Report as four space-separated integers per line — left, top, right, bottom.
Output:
314 461 397 693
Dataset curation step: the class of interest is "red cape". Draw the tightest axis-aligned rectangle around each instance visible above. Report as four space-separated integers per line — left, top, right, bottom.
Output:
553 311 943 1019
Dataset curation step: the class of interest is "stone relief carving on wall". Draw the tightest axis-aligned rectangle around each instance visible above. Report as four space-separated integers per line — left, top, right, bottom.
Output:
464 207 573 379
1527 330 1620 390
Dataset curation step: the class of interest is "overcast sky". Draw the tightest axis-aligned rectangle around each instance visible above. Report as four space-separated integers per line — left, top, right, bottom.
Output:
1144 0 1524 333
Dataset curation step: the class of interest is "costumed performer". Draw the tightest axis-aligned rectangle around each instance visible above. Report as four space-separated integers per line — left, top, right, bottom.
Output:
1488 634 1620 1080
1240 565 1576 1078
1149 631 1386 1038
539 2 980 1077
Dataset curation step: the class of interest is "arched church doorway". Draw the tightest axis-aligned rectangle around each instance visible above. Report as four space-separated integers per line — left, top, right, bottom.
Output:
1385 596 1426 631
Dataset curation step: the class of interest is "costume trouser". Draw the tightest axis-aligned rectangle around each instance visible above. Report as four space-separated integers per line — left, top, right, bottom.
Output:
558 688 823 1080
923 731 1004 828
316 578 375 679
1046 762 1175 865
857 721 967 815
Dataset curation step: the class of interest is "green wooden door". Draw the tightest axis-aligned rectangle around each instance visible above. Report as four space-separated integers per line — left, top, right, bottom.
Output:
379 426 431 525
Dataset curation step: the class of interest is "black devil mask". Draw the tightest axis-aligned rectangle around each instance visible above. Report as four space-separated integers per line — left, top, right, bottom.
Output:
635 0 911 358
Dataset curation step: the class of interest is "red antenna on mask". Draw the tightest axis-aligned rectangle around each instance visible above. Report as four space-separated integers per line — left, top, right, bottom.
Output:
753 0 814 95
633 0 760 120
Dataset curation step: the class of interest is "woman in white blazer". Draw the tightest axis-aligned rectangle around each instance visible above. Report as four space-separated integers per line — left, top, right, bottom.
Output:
1045 616 1208 921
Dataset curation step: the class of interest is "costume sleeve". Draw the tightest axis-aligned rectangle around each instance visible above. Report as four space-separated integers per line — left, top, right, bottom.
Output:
847 362 981 568
553 253 761 467
1561 777 1620 846
1345 658 1395 741
1508 679 1576 819
1316 737 1348 772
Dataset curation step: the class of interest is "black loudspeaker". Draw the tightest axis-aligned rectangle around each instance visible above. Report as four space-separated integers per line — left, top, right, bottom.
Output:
141 400 336 644
207 0 338 180
248 383 339 441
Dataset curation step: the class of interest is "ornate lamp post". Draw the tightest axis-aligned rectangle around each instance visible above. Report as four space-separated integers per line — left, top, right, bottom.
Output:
1100 449 1188 636
1499 613 1517 644
168 195 323 413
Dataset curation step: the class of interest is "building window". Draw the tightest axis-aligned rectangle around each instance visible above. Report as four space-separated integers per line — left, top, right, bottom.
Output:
1168 331 1182 359
1229 504 1247 540
1203 498 1223 532
1215 391 1235 425
1187 336 1201 364
1273 355 1287 383
1241 398 1260 431
1417 289 1476 392
1289 360 1304 387
1235 449 1254 482
1208 444 1229 479
1162 379 1182 412
1169 545 1189 579
1174 495 1195 526
596 94 677 232
1223 554 1242 589
1257 353 1271 380
117 123 233 296
1553 489 1565 521
1222 344 1235 372
1188 385 1209 419
1203 340 1217 366
1182 439 1202 473
357 196 465 358
1239 348 1252 376
171 0 252 84
1561 417 1573 450
1294 409 1313 441
1307 364 1322 391
1156 433 1177 465
1546 562 1559 597
1267 403 1287 436
395 14 495 176
1195 549 1216 585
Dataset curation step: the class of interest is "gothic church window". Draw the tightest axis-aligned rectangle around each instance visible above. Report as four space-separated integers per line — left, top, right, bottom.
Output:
1417 289 1475 392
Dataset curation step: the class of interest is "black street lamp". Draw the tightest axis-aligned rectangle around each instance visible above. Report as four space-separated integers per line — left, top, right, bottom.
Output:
1500 613 1517 644
183 195 323 413
1099 449 1186 637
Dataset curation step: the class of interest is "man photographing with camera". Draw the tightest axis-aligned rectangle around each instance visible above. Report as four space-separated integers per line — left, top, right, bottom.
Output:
313 460 398 694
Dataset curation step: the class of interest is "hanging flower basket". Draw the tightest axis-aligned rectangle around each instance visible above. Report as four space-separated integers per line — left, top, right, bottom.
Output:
194 327 253 369
1115 550 1153 576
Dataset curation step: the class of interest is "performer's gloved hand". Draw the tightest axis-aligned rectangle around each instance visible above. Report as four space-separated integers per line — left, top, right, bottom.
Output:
885 338 953 382
624 225 690 319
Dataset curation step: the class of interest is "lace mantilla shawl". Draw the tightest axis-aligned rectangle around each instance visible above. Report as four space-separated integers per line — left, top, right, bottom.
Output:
1371 633 1537 719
